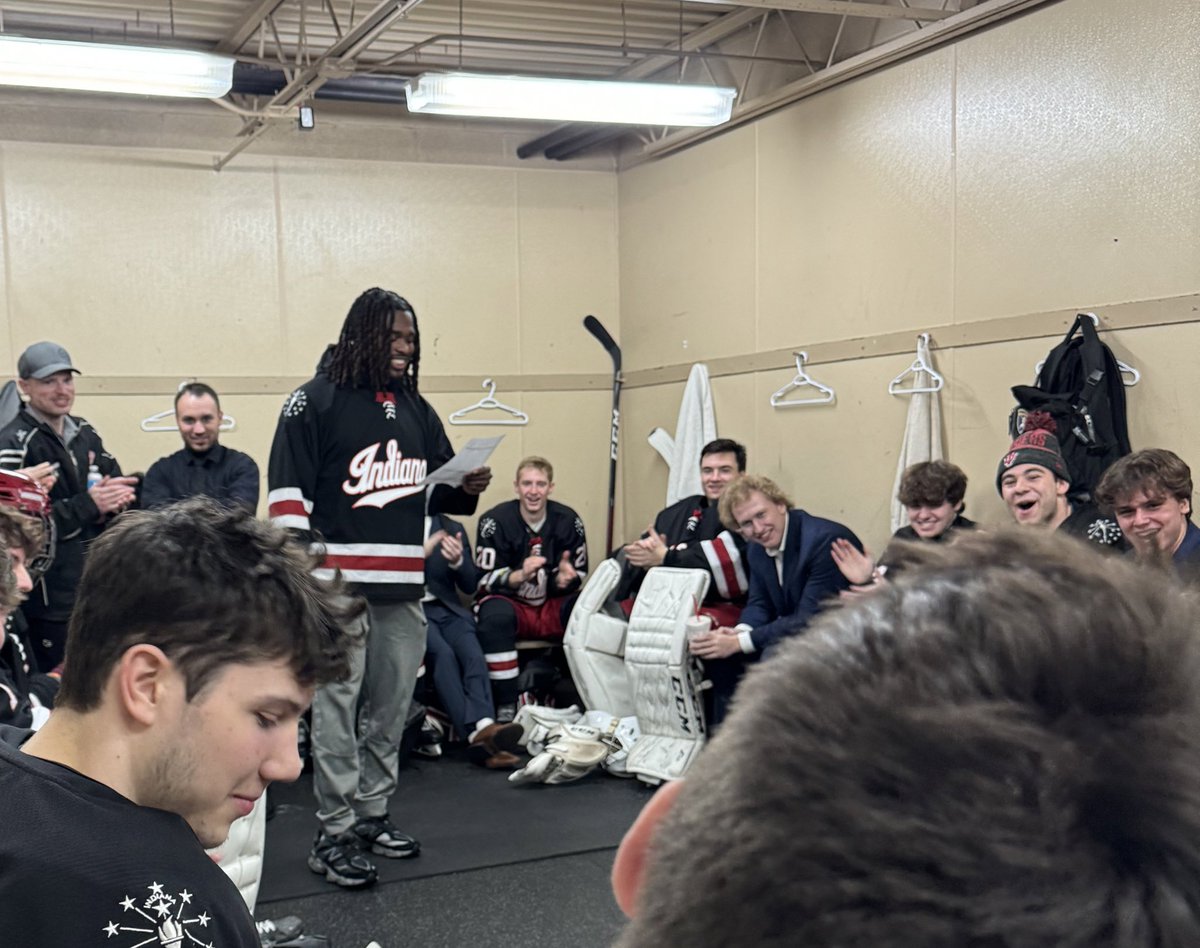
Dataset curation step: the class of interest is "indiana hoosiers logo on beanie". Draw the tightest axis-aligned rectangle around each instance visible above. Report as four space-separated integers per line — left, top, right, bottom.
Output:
996 411 1071 492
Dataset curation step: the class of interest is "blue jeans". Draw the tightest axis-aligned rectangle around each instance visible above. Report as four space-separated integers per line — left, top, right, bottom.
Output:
424 601 494 736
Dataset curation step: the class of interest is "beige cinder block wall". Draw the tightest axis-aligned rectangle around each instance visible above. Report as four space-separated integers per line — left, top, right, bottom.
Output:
0 142 619 557
617 0 1200 554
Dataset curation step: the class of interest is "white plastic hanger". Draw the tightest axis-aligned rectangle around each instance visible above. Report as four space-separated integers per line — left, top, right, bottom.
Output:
140 381 237 432
1032 313 1141 387
449 378 529 426
770 353 836 407
888 333 945 395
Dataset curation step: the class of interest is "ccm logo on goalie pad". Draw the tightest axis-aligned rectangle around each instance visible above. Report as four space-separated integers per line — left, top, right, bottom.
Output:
671 673 699 736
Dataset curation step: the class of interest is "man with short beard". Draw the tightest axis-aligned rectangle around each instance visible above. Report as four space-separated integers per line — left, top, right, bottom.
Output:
142 382 259 512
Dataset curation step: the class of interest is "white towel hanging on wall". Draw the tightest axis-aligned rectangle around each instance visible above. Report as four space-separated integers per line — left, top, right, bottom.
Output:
889 334 944 533
648 363 717 507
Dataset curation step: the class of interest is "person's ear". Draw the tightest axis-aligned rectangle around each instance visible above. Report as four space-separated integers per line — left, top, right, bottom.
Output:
115 644 174 726
611 778 685 918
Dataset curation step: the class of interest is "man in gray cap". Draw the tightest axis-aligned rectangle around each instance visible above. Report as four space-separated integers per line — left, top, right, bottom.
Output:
0 342 137 669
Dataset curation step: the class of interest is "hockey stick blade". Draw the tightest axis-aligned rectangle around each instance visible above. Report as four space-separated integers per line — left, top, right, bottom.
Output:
583 315 621 373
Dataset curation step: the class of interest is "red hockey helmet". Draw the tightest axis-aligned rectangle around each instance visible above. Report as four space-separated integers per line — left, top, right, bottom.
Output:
0 469 55 580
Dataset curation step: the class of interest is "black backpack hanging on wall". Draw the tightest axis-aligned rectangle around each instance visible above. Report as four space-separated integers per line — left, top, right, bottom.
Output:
1009 314 1132 501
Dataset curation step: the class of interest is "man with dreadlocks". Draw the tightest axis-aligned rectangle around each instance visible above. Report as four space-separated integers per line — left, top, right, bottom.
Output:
268 287 492 889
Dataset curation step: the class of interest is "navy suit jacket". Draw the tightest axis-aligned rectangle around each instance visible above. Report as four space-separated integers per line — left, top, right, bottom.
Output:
425 514 479 620
739 509 861 653
1174 520 1200 565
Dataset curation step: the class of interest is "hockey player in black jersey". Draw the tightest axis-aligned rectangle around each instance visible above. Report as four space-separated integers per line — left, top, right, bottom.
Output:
268 287 492 888
474 456 587 722
621 438 749 628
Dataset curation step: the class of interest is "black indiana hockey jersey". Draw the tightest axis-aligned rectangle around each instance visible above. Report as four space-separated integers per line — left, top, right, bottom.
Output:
474 499 587 608
646 494 748 603
619 494 748 604
267 373 473 601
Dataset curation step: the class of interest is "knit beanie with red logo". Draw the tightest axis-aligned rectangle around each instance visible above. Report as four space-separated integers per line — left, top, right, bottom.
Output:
996 411 1071 493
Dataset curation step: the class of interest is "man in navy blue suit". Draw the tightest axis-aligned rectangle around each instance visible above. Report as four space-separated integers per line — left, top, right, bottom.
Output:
690 474 860 724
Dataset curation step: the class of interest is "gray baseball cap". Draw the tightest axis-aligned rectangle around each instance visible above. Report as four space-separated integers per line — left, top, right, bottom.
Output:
18 341 80 380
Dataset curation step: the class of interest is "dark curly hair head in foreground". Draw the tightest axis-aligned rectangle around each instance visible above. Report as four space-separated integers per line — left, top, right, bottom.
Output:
56 497 362 711
614 528 1200 947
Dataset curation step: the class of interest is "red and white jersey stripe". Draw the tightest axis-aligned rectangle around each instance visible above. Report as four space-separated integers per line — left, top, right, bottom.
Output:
701 531 748 600
313 542 425 586
267 487 313 532
485 649 519 681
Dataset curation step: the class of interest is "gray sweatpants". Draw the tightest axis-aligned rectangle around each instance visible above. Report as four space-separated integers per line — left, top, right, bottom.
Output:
311 598 427 836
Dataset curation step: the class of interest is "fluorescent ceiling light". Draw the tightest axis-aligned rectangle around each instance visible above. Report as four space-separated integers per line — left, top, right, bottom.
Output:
405 72 736 126
0 35 234 98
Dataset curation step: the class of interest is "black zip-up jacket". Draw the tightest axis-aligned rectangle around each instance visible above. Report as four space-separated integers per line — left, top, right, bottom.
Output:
0 408 124 621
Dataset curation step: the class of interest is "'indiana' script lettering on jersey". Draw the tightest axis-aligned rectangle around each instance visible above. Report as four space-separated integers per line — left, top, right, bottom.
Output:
343 440 428 509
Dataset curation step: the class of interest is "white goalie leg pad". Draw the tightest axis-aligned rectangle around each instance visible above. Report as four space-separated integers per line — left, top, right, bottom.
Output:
563 557 636 717
508 722 621 786
623 567 711 786
207 793 267 913
511 703 583 754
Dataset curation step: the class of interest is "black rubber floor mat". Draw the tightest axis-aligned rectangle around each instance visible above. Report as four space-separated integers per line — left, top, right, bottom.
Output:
258 747 655 904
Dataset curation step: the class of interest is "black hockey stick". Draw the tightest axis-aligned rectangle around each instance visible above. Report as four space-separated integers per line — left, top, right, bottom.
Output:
584 315 622 554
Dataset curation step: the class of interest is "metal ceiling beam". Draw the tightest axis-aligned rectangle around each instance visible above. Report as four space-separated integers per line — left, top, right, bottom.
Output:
689 0 956 21
214 0 428 171
215 0 290 54
630 0 1064 164
382 33 809 68
516 7 765 159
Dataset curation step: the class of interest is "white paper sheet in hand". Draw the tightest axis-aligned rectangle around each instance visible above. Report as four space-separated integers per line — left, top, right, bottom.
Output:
424 436 504 487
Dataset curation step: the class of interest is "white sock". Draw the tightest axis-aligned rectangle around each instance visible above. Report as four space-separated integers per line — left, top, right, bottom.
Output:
468 717 495 743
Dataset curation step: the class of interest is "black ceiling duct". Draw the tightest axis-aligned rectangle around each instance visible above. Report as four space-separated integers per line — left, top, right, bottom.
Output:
231 63 409 105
